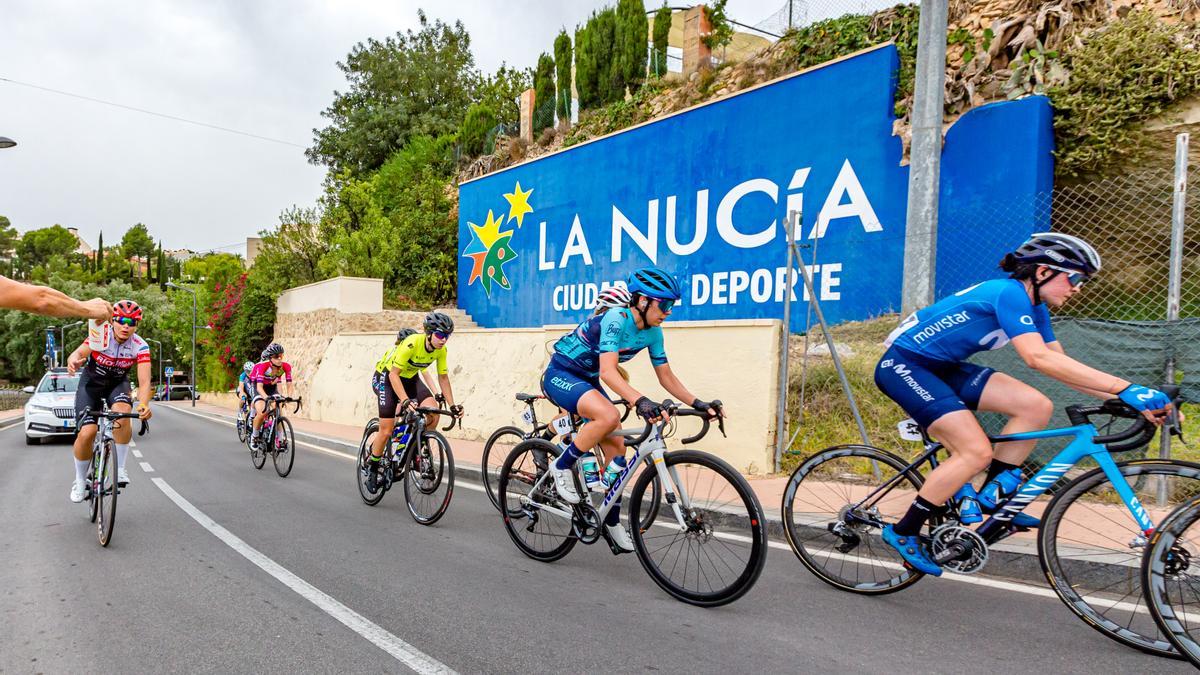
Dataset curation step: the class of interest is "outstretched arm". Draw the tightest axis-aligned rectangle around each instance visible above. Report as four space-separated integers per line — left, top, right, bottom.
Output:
0 276 111 319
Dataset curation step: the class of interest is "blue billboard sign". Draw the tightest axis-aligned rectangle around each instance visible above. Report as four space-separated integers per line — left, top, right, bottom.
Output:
458 44 1052 329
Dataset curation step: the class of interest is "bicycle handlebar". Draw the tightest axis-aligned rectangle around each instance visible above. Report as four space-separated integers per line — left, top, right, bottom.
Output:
621 399 724 447
84 409 150 436
270 396 303 414
1065 385 1181 452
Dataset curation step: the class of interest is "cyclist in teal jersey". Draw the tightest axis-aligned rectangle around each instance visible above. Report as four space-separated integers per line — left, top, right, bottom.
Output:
875 233 1173 575
541 266 721 552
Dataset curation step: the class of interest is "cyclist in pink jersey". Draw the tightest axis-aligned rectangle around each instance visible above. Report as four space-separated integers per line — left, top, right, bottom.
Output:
249 342 294 451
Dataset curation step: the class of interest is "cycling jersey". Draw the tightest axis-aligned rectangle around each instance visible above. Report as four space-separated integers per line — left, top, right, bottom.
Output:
885 279 1056 363
550 307 667 378
80 332 151 385
238 371 255 398
377 334 447 379
249 360 293 387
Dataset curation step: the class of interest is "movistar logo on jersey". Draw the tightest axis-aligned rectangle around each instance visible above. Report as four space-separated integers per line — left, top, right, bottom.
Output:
910 311 971 344
462 181 530 296
891 362 935 402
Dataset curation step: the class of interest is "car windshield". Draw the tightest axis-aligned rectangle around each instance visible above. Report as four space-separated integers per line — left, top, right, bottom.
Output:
38 374 79 393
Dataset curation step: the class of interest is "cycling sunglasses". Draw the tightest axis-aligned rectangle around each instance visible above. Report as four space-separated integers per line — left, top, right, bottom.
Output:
111 317 139 327
432 330 451 341
1045 265 1091 287
656 299 675 312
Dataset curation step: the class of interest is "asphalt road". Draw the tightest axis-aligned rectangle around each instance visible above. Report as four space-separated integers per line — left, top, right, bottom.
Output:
0 405 1192 674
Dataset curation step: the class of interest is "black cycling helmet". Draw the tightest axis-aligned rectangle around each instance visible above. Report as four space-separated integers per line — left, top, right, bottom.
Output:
396 327 417 344
261 342 284 360
1005 232 1101 276
423 311 454 335
627 266 682 301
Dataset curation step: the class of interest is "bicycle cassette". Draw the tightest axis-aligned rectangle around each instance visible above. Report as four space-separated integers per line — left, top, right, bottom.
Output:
930 524 989 574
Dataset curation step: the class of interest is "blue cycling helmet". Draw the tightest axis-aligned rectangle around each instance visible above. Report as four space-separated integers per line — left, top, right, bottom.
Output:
627 266 682 301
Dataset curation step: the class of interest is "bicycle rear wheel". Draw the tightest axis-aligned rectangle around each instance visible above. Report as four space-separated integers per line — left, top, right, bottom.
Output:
498 439 577 562
404 432 454 525
356 423 385 506
627 449 767 607
237 407 249 443
783 444 929 594
482 426 525 512
272 418 295 477
97 440 118 547
1143 493 1200 667
1040 459 1200 657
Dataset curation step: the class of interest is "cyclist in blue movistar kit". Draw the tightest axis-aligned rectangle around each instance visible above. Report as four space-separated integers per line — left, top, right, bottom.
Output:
541 266 721 552
875 233 1173 576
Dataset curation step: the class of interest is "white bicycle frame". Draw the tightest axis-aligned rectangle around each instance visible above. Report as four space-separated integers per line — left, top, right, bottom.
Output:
523 422 693 530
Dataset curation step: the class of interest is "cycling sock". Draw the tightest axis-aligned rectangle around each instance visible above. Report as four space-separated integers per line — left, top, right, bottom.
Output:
554 442 582 470
894 495 943 537
985 460 1021 486
368 454 382 462
74 459 90 482
116 444 129 471
605 499 622 526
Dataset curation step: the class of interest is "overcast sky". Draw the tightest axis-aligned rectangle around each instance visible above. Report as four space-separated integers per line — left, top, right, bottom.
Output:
0 1 799 257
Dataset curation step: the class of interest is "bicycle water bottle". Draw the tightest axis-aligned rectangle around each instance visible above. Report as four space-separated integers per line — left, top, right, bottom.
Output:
393 422 411 449
579 452 602 490
955 483 982 524
602 456 628 488
87 319 110 350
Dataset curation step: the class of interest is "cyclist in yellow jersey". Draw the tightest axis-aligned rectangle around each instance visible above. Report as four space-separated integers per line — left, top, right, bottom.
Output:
366 313 463 490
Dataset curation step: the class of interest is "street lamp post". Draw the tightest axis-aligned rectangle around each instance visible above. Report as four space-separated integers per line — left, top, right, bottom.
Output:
165 282 197 407
60 321 84 365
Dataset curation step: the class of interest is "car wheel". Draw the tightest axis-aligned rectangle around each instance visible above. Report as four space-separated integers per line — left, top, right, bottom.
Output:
25 434 39 446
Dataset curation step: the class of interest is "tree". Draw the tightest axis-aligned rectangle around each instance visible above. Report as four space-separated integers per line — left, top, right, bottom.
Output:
554 30 573 123
121 223 155 279
617 0 649 94
307 10 479 176
16 226 77 271
652 4 672 78
0 216 18 260
157 241 167 287
703 0 734 52
460 104 498 157
592 8 621 105
575 21 597 109
97 231 104 272
475 63 531 125
533 53 556 132
252 206 326 296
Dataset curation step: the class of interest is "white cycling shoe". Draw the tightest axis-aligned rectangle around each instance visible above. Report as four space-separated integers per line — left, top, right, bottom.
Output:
546 462 580 504
606 522 636 553
118 467 130 487
69 479 88 503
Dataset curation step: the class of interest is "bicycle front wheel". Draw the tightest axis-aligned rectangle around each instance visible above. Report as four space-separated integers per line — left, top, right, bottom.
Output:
88 450 101 523
628 449 767 607
272 418 295 477
236 407 249 443
404 431 454 525
1143 493 1200 666
782 444 926 595
356 423 386 506
482 426 526 511
97 440 118 547
1040 459 1200 657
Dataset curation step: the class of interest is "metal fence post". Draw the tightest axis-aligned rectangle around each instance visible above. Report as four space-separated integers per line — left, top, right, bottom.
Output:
901 0 949 314
775 210 799 473
1159 132 1189 506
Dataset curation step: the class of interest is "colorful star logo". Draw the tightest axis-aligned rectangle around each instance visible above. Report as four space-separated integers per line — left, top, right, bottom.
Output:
503 181 534 227
463 209 519 296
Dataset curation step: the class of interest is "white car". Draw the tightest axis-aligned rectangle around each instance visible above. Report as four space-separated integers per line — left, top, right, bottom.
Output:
23 368 80 445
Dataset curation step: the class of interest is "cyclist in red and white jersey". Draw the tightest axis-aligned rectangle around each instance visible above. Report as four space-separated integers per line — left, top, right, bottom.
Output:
249 342 293 450
65 300 153 501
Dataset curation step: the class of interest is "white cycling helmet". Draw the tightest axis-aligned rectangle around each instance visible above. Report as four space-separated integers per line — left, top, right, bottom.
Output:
595 286 632 310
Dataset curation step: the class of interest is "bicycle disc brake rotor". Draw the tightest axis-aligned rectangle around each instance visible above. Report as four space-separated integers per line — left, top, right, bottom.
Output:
1164 545 1193 576
573 504 601 544
930 524 989 574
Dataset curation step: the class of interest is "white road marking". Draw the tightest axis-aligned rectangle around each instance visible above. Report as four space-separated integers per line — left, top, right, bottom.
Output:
151 477 456 674
132 449 143 458
140 462 154 472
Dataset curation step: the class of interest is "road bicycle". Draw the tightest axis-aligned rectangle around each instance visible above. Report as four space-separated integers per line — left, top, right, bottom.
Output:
236 397 252 443
479 394 661 527
783 386 1199 657
1143 491 1200 666
356 398 458 525
82 406 149 547
497 400 767 607
248 396 301 478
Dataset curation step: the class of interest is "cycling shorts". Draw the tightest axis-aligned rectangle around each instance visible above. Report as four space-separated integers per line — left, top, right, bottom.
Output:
371 372 432 419
75 372 133 427
874 345 995 429
541 356 609 416
252 383 279 406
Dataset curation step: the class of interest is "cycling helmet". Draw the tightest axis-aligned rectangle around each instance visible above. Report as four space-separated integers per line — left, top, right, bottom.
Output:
243 361 255 374
261 342 284 360
627 266 682 301
595 285 632 310
423 311 454 335
1008 232 1101 275
112 299 143 321
396 327 417 343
